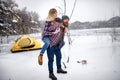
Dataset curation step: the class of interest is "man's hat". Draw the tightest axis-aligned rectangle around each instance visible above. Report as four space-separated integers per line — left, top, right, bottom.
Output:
62 15 69 21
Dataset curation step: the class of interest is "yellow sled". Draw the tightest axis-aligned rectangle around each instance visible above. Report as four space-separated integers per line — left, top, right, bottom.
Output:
11 35 42 53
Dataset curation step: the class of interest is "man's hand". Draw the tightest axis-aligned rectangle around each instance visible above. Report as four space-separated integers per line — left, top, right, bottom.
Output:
64 27 68 33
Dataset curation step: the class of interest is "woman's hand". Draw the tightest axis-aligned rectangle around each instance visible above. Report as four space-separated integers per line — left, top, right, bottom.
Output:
53 28 60 34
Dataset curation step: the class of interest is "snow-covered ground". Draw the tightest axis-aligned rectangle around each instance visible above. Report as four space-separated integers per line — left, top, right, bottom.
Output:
0 28 120 80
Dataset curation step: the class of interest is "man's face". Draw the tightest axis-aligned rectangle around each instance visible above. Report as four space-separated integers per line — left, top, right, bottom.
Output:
63 19 69 27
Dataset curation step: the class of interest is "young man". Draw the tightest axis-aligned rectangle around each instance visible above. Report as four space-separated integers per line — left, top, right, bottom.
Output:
47 15 69 80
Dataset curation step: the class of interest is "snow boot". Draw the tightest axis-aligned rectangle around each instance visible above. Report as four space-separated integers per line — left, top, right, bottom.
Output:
49 73 57 80
38 54 43 65
57 68 67 74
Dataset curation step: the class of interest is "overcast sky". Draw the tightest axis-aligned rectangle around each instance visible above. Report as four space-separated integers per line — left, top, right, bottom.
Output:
15 0 120 22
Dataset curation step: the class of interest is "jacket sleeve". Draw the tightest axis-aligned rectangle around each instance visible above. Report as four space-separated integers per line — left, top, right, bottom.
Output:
42 23 55 36
42 22 61 37
43 28 54 36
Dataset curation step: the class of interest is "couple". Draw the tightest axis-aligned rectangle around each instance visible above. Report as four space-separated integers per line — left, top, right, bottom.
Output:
38 8 69 80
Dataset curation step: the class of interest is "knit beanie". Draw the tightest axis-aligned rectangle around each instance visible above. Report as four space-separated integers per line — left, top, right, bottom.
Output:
62 15 69 21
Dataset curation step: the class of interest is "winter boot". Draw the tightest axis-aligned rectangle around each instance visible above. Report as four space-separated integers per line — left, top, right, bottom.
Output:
49 73 57 80
57 68 67 74
38 54 43 65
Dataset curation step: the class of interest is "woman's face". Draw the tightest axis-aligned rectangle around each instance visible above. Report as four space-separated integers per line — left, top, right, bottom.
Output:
54 12 57 18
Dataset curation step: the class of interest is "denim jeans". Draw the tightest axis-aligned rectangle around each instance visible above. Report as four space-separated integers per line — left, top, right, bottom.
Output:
47 45 62 73
40 37 50 54
61 41 65 49
40 36 65 55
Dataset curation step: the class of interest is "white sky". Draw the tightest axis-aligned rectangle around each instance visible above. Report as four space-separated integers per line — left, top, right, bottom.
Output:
15 0 120 22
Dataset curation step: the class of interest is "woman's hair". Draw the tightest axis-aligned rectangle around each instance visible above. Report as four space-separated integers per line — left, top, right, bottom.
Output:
48 8 57 16
46 8 57 21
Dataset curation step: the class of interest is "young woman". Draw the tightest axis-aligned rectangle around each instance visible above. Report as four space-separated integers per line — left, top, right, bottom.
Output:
38 8 61 65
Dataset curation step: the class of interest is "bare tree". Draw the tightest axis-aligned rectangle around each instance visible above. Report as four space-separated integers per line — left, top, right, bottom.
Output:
69 0 77 20
63 0 66 15
56 6 64 16
56 0 78 64
57 0 77 20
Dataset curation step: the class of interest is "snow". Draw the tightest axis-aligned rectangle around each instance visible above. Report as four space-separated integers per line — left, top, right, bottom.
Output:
31 20 38 24
0 28 120 80
12 20 18 23
0 23 4 26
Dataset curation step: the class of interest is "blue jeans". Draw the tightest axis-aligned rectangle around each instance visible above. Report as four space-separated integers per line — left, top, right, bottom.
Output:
60 41 65 49
40 37 50 54
47 45 62 73
40 36 65 55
